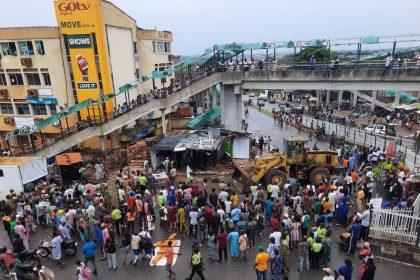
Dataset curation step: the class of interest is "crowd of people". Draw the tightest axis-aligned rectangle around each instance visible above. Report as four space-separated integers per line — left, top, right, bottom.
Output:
0 127 415 280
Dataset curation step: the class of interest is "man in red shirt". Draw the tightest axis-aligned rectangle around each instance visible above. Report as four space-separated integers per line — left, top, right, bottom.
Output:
0 247 16 269
217 228 228 263
165 241 176 279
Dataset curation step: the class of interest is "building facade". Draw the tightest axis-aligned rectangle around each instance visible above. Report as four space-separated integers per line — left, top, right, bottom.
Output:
137 29 174 94
0 27 75 152
0 0 173 152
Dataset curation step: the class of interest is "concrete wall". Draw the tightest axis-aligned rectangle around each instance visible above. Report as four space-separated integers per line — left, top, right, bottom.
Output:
105 26 138 106
137 30 173 94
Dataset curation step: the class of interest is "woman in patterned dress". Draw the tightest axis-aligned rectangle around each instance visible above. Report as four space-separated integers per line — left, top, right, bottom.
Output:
290 218 301 249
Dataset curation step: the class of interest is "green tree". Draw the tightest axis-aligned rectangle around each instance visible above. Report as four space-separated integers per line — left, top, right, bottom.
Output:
298 46 333 63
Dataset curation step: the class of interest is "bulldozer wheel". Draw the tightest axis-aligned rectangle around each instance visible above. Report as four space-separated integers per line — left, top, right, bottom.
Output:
265 169 287 187
310 167 331 185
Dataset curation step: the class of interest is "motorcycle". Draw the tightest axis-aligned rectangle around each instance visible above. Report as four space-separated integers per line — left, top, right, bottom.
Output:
36 238 77 258
0 260 38 280
17 250 41 269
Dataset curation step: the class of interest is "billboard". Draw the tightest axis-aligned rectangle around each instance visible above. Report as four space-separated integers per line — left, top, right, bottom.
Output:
53 0 114 118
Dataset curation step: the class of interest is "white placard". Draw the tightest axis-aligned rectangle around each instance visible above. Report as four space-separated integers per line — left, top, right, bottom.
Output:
370 198 383 210
14 117 35 129
38 88 53 96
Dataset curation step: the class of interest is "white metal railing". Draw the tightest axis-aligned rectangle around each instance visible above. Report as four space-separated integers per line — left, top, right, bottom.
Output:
369 208 420 246
301 116 418 170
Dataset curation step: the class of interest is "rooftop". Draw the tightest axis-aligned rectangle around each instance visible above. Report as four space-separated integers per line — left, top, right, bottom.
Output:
0 156 43 167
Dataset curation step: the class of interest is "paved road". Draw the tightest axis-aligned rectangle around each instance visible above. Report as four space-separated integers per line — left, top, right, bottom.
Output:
0 107 418 280
1 217 418 280
246 105 329 151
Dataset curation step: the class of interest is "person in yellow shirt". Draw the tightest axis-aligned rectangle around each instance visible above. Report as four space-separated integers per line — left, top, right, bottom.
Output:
177 206 187 234
357 187 365 211
254 246 269 279
231 192 238 207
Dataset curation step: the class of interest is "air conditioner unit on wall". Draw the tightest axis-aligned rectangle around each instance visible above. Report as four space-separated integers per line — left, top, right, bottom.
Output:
27 89 39 97
0 89 9 99
21 58 33 67
4 117 15 125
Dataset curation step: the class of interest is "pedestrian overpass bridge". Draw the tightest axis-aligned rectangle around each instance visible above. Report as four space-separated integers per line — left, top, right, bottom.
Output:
23 67 420 157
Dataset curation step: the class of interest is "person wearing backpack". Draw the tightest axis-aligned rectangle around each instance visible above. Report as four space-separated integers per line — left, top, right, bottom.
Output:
76 259 91 280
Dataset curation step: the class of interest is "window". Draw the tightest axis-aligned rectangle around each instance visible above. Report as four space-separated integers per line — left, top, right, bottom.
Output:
153 41 165 54
0 169 3 177
164 42 171 53
133 42 137 54
50 105 57 115
0 103 14 114
9 73 24 86
16 103 30 115
18 41 34 55
326 155 332 165
0 42 17 55
32 104 47 115
25 73 41 85
42 73 51 85
35 40 45 55
0 74 6 86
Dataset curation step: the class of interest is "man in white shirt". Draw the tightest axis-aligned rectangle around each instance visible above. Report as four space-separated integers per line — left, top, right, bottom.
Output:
359 205 371 241
271 184 280 198
224 200 233 214
219 190 228 210
217 207 225 223
269 230 282 247
86 204 96 218
328 190 337 215
117 187 125 205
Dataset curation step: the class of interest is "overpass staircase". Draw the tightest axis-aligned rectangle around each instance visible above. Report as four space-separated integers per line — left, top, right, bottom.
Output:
354 90 392 111
32 72 222 158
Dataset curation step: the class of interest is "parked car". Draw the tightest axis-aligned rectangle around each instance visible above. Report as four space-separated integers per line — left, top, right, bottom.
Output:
364 124 396 136
364 124 386 134
257 99 266 106
258 92 268 100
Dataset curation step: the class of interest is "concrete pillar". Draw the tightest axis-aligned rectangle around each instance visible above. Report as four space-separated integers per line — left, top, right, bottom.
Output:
394 91 401 107
338 90 343 111
99 135 107 151
111 132 120 149
209 85 218 108
352 92 358 108
160 108 167 135
371 90 377 112
205 89 211 111
221 84 242 131
326 91 331 106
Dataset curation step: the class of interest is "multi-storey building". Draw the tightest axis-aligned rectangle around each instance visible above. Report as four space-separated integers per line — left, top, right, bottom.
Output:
0 0 173 152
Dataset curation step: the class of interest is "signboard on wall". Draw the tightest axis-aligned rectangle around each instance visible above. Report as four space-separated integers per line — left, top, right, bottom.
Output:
26 97 58 105
53 0 113 117
14 117 36 129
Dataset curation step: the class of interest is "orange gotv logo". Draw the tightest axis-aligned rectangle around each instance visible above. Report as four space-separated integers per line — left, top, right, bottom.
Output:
58 2 90 12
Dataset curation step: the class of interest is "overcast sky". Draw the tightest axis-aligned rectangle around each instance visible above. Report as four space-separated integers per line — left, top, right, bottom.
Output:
0 0 419 55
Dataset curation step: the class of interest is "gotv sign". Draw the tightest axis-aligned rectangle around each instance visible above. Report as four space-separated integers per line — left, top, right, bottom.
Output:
68 34 92 48
58 2 90 12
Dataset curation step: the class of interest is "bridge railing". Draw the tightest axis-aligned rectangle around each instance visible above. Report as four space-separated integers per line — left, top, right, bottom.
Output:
215 59 420 72
370 208 420 247
301 115 418 170
5 60 419 156
9 68 219 156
